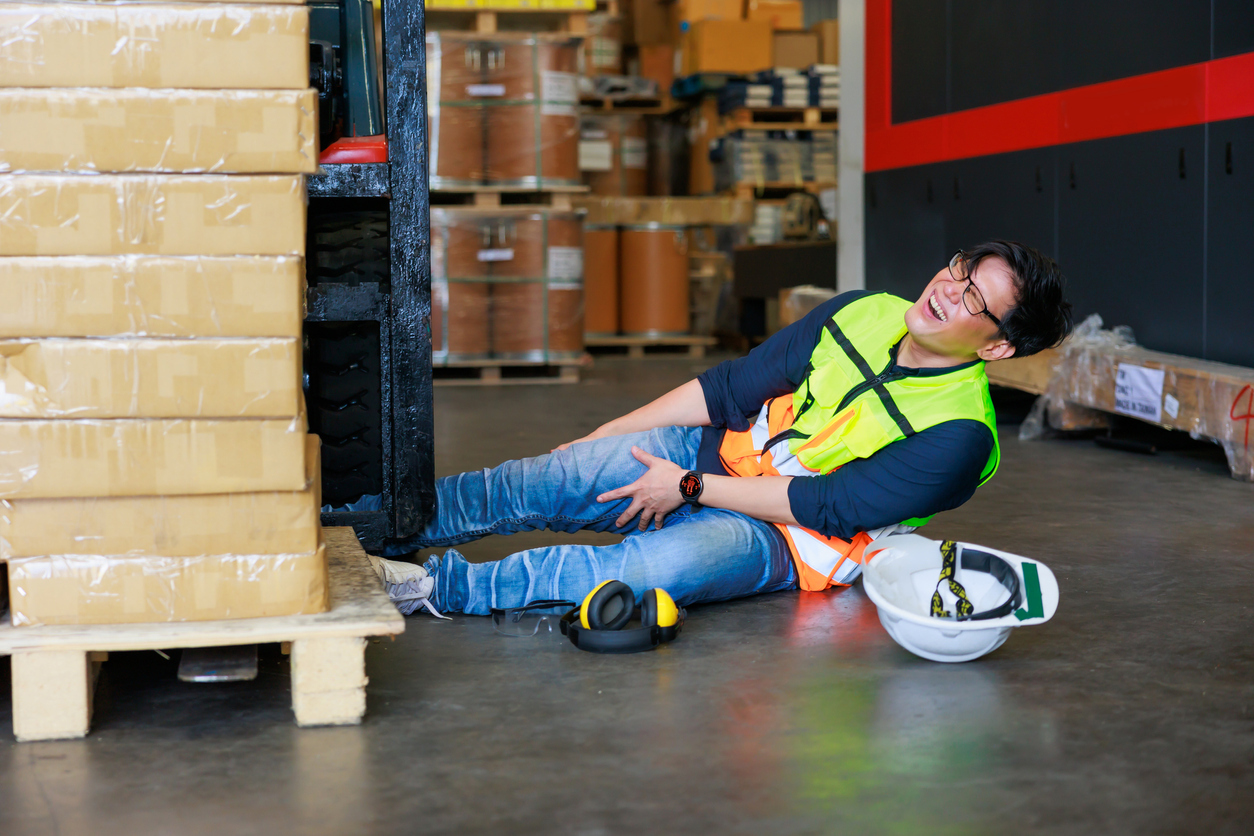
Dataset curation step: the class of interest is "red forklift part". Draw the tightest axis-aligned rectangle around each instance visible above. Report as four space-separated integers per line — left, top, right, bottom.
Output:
319 135 388 164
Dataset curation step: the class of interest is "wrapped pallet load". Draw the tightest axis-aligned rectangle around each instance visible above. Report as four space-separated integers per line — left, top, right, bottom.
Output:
0 1 326 626
430 208 585 365
426 33 582 188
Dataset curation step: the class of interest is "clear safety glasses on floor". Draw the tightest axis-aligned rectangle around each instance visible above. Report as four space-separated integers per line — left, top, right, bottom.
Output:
490 600 576 637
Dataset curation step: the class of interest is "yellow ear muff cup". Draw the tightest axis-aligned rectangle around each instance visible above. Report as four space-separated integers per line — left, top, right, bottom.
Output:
579 580 615 630
585 580 635 631
652 588 681 628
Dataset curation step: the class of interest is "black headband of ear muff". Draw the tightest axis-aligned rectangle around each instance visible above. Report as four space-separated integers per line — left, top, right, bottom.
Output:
954 547 1024 622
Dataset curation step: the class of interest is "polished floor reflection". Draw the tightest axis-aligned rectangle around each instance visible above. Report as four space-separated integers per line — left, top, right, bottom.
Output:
2 355 1252 835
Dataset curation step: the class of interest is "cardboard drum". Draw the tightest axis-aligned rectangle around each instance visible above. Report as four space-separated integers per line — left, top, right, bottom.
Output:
619 224 688 336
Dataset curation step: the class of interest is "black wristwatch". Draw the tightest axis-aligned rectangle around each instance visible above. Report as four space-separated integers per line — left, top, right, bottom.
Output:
679 471 704 511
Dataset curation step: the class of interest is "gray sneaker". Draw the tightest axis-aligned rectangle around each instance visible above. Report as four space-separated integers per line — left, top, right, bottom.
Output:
367 555 449 618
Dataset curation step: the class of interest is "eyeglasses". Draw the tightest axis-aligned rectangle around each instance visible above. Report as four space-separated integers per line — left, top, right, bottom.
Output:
948 252 1002 328
490 600 576 637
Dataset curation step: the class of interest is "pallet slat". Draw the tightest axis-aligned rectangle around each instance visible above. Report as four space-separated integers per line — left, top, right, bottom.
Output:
585 335 717 359
433 360 583 386
724 107 839 130
727 181 838 199
431 185 589 209
579 95 680 115
427 7 589 33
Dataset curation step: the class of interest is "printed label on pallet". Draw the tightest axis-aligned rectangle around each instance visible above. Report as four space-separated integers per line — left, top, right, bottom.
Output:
467 84 506 97
579 140 613 171
547 246 583 280
1114 363 1165 422
622 137 648 170
541 70 579 103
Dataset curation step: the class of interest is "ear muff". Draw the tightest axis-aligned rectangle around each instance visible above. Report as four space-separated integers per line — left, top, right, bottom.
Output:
581 580 635 631
561 582 687 654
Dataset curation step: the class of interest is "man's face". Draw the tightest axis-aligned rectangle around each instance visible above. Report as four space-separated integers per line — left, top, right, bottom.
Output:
903 254 1018 361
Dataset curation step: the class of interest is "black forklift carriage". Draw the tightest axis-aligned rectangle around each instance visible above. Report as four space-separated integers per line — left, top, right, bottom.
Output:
303 0 434 553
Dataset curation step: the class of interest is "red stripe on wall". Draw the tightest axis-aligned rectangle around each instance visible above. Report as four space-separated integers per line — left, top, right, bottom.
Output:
1208 51 1254 122
866 0 1254 172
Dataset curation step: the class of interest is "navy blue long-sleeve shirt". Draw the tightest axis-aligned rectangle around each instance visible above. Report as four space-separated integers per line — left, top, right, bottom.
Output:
695 290 994 539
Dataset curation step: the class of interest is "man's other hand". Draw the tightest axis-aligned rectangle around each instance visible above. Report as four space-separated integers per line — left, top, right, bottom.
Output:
597 446 686 531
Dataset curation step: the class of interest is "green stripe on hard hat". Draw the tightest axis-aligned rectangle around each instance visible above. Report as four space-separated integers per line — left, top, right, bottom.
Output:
1014 562 1045 621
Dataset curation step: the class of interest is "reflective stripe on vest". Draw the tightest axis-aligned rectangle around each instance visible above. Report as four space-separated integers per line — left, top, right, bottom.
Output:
718 292 1001 592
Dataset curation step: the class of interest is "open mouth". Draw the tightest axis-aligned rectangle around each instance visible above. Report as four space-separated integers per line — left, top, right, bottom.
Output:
927 292 948 323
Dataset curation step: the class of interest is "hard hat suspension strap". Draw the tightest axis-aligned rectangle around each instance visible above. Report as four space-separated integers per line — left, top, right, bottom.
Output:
930 541 1025 622
931 540 975 619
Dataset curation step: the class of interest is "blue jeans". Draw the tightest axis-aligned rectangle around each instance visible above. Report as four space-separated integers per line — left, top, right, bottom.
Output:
404 426 797 615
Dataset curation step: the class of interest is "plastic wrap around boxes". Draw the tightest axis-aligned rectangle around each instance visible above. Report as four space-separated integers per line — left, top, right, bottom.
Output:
0 1 325 627
0 3 310 89
0 256 305 338
580 114 648 196
0 88 320 174
0 174 307 257
427 33 582 188
431 208 585 364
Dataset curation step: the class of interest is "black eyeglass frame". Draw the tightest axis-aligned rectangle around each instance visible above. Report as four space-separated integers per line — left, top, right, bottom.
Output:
948 251 1003 328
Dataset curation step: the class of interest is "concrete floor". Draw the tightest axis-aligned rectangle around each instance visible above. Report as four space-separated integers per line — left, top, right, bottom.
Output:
3 354 1254 835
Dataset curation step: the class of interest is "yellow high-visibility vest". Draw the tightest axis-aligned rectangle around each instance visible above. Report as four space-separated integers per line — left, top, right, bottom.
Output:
719 292 1000 591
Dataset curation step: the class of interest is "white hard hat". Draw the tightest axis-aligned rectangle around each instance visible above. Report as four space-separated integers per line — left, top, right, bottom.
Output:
861 533 1059 663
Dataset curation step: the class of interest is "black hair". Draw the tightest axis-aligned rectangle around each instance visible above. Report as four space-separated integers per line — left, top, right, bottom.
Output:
965 240 1073 357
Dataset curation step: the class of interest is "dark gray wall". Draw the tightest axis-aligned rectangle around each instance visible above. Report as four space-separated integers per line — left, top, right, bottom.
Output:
891 1 1254 124
871 1 1254 365
866 117 1254 365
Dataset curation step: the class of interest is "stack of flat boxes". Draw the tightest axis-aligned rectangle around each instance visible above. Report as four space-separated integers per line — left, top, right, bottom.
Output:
0 0 326 626
712 131 837 191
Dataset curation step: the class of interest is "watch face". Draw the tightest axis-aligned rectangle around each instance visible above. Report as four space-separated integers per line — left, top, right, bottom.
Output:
680 472 702 500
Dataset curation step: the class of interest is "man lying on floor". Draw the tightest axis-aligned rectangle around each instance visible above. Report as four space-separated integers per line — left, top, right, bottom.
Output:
372 240 1072 617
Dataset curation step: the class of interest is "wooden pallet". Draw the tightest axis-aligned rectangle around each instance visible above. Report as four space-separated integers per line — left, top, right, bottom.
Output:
427 5 589 34
584 335 717 359
431 185 590 209
579 95 681 115
723 107 839 131
573 195 756 226
0 528 403 742
433 357 586 386
987 344 1254 481
727 180 838 200
986 348 1058 396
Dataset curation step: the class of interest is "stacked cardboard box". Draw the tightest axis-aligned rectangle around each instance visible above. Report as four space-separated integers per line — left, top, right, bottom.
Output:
0 1 326 626
711 131 837 191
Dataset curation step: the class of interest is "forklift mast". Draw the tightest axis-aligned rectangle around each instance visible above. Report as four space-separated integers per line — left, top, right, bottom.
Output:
305 0 435 553
309 0 384 144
